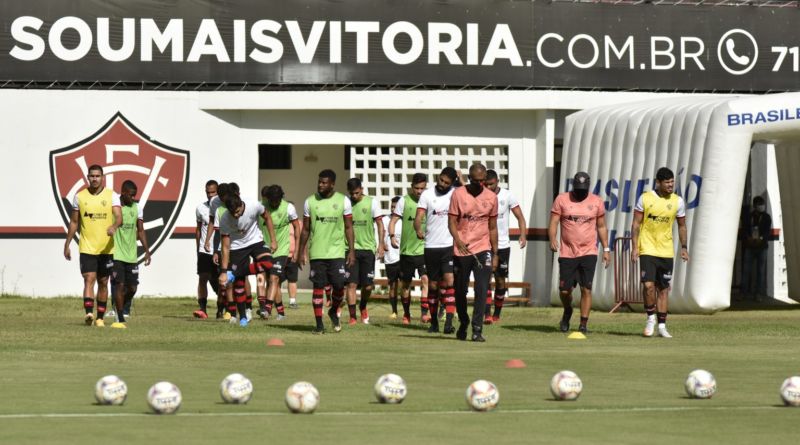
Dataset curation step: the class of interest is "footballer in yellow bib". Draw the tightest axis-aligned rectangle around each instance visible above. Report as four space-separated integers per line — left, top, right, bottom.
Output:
631 167 689 339
63 165 122 327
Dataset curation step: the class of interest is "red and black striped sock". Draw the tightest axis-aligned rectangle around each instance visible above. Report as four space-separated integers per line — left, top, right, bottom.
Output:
265 299 274 315
276 301 285 316
657 312 667 324
427 290 439 321
486 290 493 308
83 297 94 315
420 299 429 317
645 304 656 317
312 288 324 328
257 294 267 311
401 297 411 318
96 300 107 320
348 304 357 320
233 279 247 319
331 288 344 314
579 316 589 328
493 288 506 318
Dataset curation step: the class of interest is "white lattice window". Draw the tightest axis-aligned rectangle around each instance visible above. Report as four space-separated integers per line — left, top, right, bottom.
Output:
349 145 509 279
349 146 509 214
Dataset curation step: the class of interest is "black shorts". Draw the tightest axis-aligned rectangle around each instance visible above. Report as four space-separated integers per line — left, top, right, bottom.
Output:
310 258 346 289
384 262 401 283
79 253 113 277
285 260 299 283
558 255 598 291
197 252 217 275
346 250 376 287
400 254 427 281
494 247 511 279
229 242 271 278
112 260 139 286
424 247 454 282
639 255 674 289
271 256 289 281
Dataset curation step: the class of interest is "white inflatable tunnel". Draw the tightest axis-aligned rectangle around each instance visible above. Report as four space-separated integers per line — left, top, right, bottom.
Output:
558 92 800 313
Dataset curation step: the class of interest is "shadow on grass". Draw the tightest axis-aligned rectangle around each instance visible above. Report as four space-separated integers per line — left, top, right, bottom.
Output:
386 323 429 332
397 334 461 341
727 300 800 311
261 323 322 333
501 324 561 333
601 330 645 337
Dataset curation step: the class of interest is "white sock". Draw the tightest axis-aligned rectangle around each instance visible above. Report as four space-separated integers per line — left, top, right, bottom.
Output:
658 323 666 329
289 298 296 304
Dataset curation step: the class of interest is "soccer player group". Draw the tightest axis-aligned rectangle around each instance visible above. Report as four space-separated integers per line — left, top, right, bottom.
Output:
66 162 688 340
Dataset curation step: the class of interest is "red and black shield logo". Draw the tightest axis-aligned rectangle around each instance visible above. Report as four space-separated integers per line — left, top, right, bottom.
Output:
50 113 190 262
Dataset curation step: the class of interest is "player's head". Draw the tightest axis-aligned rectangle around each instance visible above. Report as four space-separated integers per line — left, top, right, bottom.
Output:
120 180 138 206
571 171 590 201
466 164 487 196
484 169 500 193
347 178 364 202
225 195 245 218
655 167 675 195
228 182 241 196
318 169 336 196
390 195 401 213
87 164 104 190
436 167 457 194
205 180 218 201
410 173 427 199
262 184 284 208
753 195 766 212
217 183 230 201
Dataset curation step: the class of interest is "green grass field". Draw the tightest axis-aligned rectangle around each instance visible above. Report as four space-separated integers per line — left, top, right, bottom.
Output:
1 295 798 445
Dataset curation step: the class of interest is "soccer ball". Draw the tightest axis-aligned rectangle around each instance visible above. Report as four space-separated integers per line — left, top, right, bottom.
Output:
779 376 800 407
465 379 499 411
220 373 253 404
684 369 717 399
374 373 407 404
285 381 320 414
550 370 583 401
147 381 182 414
94 375 127 405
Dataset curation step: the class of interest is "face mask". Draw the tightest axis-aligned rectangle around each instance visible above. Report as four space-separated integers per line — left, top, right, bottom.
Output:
466 181 483 197
755 204 766 212
572 189 589 201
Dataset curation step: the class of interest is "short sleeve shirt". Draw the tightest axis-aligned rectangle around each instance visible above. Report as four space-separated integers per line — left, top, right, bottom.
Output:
496 188 521 249
219 200 266 250
448 186 498 256
634 191 686 258
550 192 605 258
417 187 455 248
196 201 213 253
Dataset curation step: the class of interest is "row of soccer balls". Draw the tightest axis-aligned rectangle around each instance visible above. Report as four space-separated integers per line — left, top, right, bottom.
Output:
96 370 800 414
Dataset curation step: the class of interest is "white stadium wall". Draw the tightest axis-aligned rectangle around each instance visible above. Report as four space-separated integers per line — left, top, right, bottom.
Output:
558 92 800 313
0 88 691 298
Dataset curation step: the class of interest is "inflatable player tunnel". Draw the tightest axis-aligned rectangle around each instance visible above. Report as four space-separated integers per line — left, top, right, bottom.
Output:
557 93 800 313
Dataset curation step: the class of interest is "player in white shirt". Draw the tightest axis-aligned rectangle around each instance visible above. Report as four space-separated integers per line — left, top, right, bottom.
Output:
484 170 527 323
217 194 277 327
382 197 402 318
415 167 459 334
193 180 225 319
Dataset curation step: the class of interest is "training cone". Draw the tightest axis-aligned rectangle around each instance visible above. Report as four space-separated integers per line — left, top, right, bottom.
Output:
567 332 587 340
505 359 527 369
266 338 285 347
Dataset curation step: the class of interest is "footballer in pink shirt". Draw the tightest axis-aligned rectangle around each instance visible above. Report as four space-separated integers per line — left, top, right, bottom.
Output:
448 164 499 342
548 171 610 335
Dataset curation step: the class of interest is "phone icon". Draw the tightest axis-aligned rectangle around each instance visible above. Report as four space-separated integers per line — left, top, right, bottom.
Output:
726 39 750 66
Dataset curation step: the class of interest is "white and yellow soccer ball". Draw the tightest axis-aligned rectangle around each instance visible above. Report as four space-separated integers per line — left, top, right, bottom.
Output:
94 375 128 406
220 373 253 404
285 381 320 414
147 381 182 414
374 373 407 404
684 369 717 399
465 379 499 411
550 370 583 401
779 376 800 407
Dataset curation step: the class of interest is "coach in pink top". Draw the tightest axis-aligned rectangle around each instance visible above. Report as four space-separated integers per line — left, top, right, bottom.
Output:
548 171 610 335
448 164 499 343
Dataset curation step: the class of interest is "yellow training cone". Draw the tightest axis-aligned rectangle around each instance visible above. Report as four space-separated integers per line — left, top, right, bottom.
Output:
567 332 587 340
